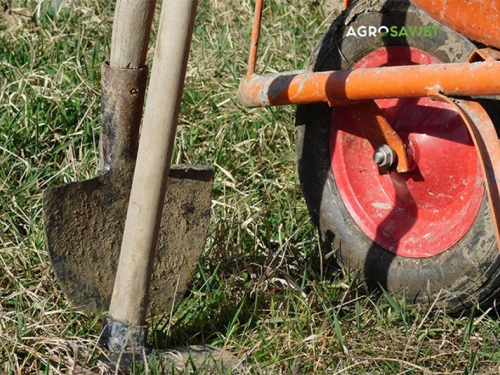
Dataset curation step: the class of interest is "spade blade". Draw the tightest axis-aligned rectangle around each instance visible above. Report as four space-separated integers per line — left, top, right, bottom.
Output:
43 164 213 314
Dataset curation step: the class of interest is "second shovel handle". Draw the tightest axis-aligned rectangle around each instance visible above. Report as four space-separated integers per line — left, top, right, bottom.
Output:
109 0 199 326
110 0 157 69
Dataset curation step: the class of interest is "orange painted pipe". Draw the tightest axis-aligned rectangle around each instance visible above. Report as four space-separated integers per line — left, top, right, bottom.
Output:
247 0 264 78
411 0 500 49
239 60 500 107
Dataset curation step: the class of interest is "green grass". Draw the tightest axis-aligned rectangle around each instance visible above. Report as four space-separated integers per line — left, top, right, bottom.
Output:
2 0 500 373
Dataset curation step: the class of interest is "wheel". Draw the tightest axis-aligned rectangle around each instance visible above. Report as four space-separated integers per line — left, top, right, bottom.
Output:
296 0 500 313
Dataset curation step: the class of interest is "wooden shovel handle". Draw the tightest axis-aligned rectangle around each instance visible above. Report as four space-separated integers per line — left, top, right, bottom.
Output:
109 0 199 325
110 0 157 69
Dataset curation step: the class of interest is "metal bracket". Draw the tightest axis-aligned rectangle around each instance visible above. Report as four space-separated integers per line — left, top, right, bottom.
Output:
344 100 410 173
468 48 500 63
99 315 149 354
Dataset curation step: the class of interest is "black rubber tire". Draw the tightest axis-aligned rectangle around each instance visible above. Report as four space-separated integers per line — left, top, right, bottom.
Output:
296 0 500 314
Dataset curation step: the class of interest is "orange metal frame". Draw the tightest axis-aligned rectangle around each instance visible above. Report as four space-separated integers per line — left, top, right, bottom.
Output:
238 0 500 251
239 0 500 108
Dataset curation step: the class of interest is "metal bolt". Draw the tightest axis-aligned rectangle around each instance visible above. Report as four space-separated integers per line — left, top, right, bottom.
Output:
373 144 396 168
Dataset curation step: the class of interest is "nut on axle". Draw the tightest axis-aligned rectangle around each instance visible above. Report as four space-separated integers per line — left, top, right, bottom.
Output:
373 144 397 168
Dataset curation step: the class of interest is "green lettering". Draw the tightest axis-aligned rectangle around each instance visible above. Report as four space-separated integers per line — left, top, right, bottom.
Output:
390 25 398 37
424 26 431 37
398 26 408 37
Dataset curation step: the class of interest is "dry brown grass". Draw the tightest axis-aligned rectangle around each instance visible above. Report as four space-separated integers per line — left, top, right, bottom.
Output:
2 0 500 373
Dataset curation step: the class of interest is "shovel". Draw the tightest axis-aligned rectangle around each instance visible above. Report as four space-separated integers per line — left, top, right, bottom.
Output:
100 0 203 355
43 0 213 315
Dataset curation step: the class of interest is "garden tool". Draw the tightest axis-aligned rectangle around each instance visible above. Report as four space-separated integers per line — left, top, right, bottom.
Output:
43 0 213 316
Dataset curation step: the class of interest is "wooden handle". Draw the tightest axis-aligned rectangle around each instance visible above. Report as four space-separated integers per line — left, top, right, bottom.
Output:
110 0 157 68
109 0 199 325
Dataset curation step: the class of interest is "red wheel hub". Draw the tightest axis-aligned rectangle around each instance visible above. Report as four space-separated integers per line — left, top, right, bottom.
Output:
330 47 484 257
